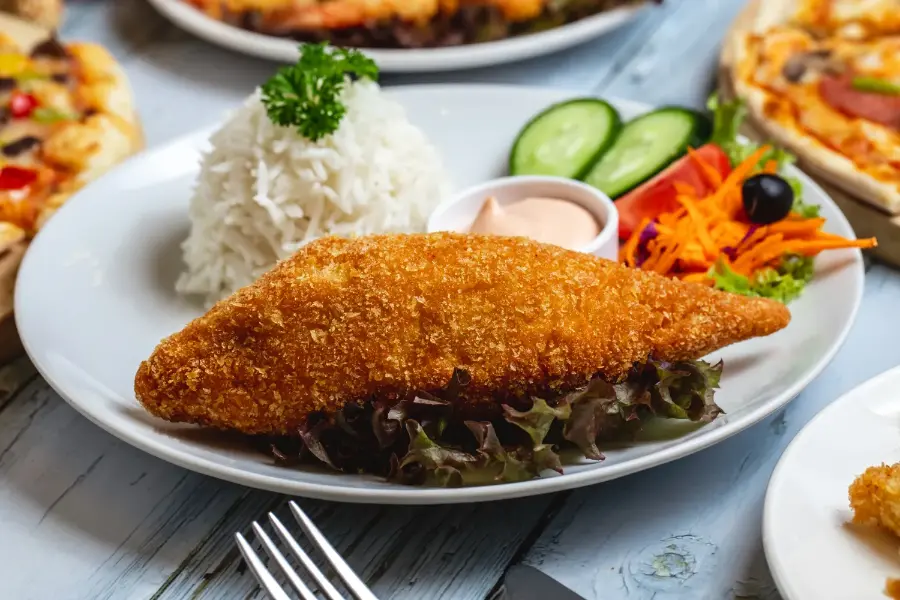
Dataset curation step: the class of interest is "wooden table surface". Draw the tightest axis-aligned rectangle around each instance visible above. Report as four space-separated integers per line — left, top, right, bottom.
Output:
1 1 898 598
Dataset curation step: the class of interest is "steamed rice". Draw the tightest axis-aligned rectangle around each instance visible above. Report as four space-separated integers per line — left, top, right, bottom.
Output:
176 79 451 305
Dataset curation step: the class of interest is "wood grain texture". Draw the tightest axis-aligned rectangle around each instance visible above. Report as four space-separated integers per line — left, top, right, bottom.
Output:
0 1 896 599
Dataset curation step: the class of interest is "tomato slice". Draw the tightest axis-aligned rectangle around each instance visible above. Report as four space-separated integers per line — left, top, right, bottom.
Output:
8 91 38 119
0 166 38 190
615 143 732 240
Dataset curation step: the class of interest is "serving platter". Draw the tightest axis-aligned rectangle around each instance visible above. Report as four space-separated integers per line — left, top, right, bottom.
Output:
764 365 900 600
15 85 864 504
145 0 647 73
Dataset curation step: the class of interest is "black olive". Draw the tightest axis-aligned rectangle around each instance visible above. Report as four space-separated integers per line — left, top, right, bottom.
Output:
31 37 69 59
742 174 794 225
2 136 41 157
0 77 15 92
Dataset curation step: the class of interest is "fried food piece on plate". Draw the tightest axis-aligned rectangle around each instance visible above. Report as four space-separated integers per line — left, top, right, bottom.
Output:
850 462 900 538
135 233 790 435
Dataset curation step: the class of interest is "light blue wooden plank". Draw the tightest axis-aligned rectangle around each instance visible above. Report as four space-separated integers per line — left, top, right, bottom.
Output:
597 0 749 108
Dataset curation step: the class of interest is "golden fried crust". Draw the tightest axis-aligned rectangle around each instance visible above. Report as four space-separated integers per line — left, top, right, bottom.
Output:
135 233 791 435
849 463 900 539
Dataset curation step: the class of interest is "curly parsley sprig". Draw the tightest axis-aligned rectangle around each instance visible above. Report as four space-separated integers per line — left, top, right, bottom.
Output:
261 43 379 141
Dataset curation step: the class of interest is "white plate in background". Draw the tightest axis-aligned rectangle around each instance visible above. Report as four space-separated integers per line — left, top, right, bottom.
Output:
145 0 649 72
765 366 900 600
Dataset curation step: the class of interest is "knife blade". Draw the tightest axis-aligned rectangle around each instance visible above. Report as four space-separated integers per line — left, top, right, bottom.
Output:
497 565 586 600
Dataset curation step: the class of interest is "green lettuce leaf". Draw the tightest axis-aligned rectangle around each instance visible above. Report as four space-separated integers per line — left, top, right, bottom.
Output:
643 360 723 422
710 254 814 304
562 358 723 459
394 420 479 487
466 420 563 483
502 397 571 446
708 93 794 169
284 358 724 487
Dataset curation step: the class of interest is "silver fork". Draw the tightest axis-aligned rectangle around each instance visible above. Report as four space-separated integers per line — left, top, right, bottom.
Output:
235 500 378 600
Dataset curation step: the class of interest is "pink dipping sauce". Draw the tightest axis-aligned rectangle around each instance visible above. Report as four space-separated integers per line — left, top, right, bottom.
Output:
468 196 601 250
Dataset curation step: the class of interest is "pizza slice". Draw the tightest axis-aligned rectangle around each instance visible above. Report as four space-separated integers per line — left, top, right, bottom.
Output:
753 0 900 39
0 32 141 357
728 19 900 214
0 34 142 235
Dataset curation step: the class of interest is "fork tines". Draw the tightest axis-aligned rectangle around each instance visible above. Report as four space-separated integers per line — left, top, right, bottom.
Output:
236 501 377 600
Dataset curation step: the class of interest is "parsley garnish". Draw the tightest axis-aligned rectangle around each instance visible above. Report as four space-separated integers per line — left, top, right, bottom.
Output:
260 42 379 142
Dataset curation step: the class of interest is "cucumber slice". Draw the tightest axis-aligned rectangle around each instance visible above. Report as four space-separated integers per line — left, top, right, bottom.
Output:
509 99 621 179
583 107 712 198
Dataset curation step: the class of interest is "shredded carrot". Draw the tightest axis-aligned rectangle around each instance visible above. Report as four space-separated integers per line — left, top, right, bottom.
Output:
620 217 651 266
681 272 714 285
673 181 698 197
678 195 717 260
618 141 878 290
653 242 681 274
735 226 769 254
641 239 665 271
767 218 826 236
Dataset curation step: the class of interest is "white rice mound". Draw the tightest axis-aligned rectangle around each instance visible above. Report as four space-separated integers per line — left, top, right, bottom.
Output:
176 79 451 306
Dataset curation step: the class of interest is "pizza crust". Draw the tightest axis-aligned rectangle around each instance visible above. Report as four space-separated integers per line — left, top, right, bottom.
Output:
722 0 900 215
749 0 799 31
0 0 63 29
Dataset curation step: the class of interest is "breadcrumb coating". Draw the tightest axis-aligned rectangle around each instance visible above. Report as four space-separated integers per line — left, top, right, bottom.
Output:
850 463 900 539
135 233 790 435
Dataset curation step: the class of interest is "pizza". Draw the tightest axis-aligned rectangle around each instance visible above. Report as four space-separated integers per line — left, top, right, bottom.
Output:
754 0 900 39
182 0 655 48
0 34 141 239
0 0 64 29
727 0 900 214
0 32 141 353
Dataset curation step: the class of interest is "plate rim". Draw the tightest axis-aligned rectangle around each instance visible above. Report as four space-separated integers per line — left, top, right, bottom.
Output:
15 84 866 504
144 0 647 72
762 364 900 599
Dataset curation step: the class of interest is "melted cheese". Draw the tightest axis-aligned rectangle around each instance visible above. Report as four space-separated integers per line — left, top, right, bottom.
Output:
795 0 900 38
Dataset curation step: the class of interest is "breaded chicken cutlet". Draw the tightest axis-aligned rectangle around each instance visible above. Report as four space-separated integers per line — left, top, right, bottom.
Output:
136 233 790 486
184 0 656 49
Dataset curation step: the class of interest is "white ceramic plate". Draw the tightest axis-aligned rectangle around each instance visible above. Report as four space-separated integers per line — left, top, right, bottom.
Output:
15 85 863 504
145 0 647 72
765 366 900 600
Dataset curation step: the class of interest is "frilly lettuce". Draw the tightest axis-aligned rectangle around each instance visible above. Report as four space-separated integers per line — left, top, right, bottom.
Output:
267 359 724 487
710 254 814 304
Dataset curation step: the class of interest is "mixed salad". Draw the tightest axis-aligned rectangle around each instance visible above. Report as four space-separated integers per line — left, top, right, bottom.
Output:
510 93 877 303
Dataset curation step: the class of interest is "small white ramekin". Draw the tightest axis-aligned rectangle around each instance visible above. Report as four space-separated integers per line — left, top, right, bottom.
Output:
426 175 620 260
